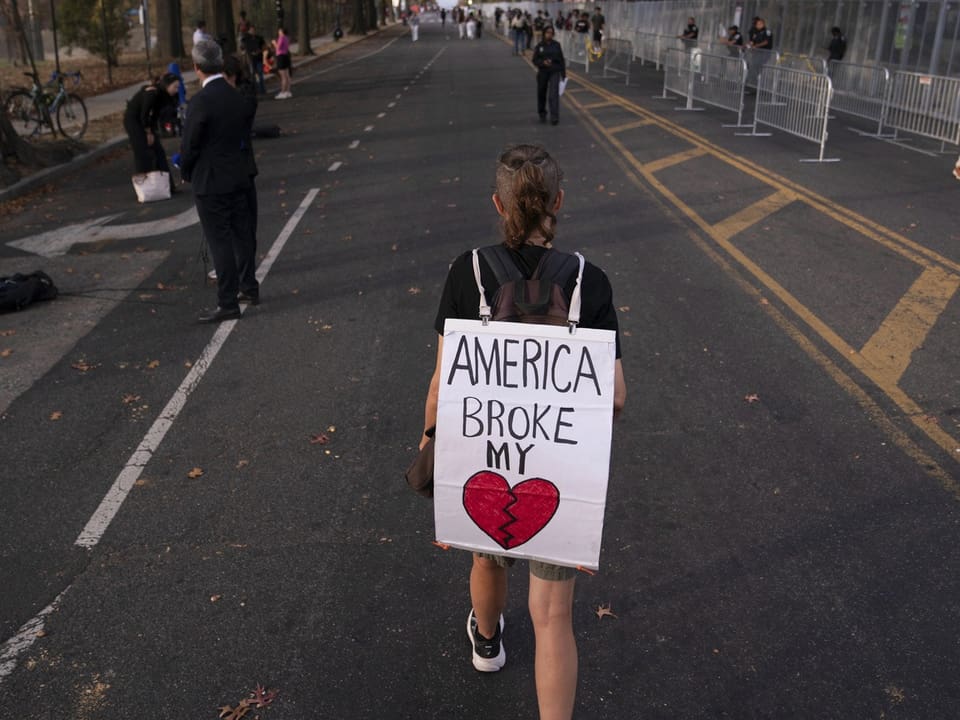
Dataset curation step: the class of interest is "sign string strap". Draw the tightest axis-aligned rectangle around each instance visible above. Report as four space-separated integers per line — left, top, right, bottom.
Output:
471 248 492 324
567 252 585 331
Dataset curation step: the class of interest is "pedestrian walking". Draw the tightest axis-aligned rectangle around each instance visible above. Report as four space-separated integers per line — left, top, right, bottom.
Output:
123 73 181 195
828 26 847 62
179 39 258 323
458 7 467 39
440 7 447 28
420 142 626 720
241 25 267 94
511 11 525 55
590 6 605 45
410 10 420 42
574 11 589 34
192 19 212 47
679 16 698 49
475 9 483 38
533 26 565 125
466 12 477 39
272 27 292 99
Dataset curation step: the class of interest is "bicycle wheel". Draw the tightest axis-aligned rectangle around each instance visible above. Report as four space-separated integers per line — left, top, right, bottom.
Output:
56 93 88 139
4 90 44 138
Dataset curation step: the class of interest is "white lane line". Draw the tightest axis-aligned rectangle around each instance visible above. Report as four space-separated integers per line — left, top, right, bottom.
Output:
0 590 67 683
364 125 374 132
377 112 386 118
291 35 402 84
74 189 320 549
395 93 401 99
328 161 343 172
349 140 360 149
388 102 396 108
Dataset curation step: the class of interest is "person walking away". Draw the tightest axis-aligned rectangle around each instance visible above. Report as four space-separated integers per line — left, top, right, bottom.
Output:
574 11 589 34
410 10 420 41
123 73 180 195
241 26 266 94
420 143 627 720
511 11 525 55
440 7 447 28
222 53 260 305
524 12 534 49
458 7 467 39
590 6 604 46
720 25 743 57
533 26 565 125
192 20 211 47
273 27 292 99
466 12 476 39
679 16 698 49
475 9 483 38
828 26 847 62
180 39 258 323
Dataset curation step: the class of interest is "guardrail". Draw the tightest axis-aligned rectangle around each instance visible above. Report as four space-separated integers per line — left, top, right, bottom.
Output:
884 70 960 149
828 60 893 136
738 66 839 162
744 47 780 88
561 31 591 71
603 37 632 84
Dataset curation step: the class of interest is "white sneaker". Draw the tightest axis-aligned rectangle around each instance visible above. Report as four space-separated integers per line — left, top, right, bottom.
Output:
207 268 217 280
467 610 505 672
276 91 290 99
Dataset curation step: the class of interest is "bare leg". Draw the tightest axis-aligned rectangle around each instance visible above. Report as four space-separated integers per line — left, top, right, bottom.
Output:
528 575 577 720
470 554 507 638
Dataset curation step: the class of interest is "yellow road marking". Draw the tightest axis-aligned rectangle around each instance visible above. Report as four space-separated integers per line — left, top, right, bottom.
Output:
606 119 655 134
860 267 960 386
643 147 708 173
711 190 797 242
583 100 618 109
565 87 960 478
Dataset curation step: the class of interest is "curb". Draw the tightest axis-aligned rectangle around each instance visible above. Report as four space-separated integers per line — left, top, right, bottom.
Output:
0 26 397 208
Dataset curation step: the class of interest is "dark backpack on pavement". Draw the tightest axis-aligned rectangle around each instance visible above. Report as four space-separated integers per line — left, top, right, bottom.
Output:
472 244 585 328
0 271 58 313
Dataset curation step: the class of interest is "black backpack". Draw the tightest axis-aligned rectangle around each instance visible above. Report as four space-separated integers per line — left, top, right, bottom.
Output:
0 271 58 313
472 245 585 328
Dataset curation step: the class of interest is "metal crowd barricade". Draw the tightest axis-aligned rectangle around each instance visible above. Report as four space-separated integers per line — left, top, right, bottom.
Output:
659 47 694 104
563 31 590 71
694 51 751 127
631 31 660 67
884 70 960 150
827 60 893 136
603 37 632 84
738 66 839 162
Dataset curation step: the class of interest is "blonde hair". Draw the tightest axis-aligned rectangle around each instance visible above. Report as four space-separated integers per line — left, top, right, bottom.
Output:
495 144 563 249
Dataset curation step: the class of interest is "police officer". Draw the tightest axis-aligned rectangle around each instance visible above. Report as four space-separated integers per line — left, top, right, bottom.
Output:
679 17 698 49
533 25 566 125
721 24 743 57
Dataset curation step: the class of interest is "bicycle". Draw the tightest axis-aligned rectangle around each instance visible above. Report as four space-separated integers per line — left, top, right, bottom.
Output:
4 70 88 140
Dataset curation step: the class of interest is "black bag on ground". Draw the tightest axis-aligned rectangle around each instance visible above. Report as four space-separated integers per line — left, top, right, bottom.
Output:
0 271 58 313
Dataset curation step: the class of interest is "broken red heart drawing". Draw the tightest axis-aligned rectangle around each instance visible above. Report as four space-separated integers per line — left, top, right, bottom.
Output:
462 471 560 550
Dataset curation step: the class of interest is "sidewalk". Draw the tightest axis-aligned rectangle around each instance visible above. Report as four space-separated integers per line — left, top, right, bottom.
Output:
0 25 398 204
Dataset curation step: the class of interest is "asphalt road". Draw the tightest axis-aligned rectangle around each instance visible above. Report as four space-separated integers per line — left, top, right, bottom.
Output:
1 18 959 719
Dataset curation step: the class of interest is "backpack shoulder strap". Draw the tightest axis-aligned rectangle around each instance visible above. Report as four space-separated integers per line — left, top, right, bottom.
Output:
478 245 524 286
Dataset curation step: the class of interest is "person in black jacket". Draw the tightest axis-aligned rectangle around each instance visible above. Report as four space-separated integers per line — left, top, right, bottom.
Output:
828 27 847 62
123 73 180 191
533 26 565 125
180 39 258 323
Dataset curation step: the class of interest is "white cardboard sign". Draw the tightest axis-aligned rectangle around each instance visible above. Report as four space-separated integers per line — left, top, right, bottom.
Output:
434 319 616 570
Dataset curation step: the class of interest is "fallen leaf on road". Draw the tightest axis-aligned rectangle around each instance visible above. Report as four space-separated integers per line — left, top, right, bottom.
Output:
236 459 249 469
595 603 618 620
49 411 63 421
310 434 330 445
146 360 160 369
744 394 760 403
0 330 14 337
210 594 222 603
327 425 336 433
248 684 278 708
187 467 204 479
408 287 422 295
618 306 630 312
71 361 95 372
122 394 140 404
0 348 12 358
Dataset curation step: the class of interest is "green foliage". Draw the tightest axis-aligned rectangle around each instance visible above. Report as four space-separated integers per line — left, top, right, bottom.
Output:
58 0 129 66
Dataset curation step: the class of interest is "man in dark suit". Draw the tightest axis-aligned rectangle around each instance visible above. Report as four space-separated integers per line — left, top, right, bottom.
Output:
180 38 259 323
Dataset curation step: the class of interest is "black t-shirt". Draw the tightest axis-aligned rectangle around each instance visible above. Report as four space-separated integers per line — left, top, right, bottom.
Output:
753 28 773 49
683 23 699 39
434 244 621 358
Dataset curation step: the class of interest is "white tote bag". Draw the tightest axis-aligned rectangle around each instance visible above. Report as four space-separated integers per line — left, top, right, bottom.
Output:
132 171 171 203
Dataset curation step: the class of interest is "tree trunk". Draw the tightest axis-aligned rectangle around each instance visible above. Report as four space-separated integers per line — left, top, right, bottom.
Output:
366 0 377 31
296 0 312 53
349 0 365 35
156 0 184 58
206 0 236 52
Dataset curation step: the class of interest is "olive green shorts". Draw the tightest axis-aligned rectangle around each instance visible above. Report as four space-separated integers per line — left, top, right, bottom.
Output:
476 552 577 581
